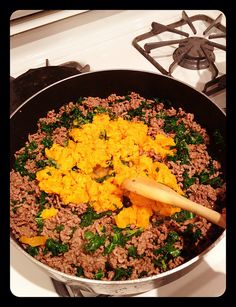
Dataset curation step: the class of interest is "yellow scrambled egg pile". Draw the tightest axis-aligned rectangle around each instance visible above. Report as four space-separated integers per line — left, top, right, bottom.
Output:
36 114 182 228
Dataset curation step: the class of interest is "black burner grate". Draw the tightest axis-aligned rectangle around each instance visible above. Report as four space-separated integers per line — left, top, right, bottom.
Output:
132 11 226 96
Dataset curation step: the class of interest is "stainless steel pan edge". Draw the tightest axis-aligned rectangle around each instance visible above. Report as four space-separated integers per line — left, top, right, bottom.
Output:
10 231 225 295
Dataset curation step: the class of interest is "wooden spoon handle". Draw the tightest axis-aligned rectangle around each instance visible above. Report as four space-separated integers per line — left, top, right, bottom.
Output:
122 177 226 229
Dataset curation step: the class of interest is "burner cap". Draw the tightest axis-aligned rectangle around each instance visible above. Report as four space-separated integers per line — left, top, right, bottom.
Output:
173 37 215 70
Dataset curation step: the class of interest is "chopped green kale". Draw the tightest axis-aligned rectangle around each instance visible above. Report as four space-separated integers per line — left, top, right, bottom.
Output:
36 191 48 206
79 205 112 228
44 238 69 256
40 122 55 134
153 231 181 270
104 226 143 255
125 227 143 238
101 226 106 233
112 267 133 281
27 141 37 151
198 171 223 188
167 139 190 165
70 226 77 238
182 171 197 189
163 117 180 134
94 106 108 114
46 158 59 168
12 207 17 214
153 257 167 271
198 171 210 184
83 231 106 253
153 97 161 104
94 269 104 280
163 115 204 163
75 266 84 277
184 224 202 242
34 197 47 234
14 144 38 180
128 246 137 258
171 210 195 222
55 225 65 233
35 217 44 233
127 106 144 118
11 200 18 206
28 173 36 181
70 107 95 126
36 160 47 169
59 112 71 129
26 246 39 257
127 100 151 119
185 130 204 145
167 231 179 244
41 137 53 148
14 151 30 176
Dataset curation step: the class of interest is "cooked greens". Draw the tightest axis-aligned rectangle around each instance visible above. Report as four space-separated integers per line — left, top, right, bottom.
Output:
171 210 195 222
83 231 106 253
112 267 133 281
153 231 181 271
75 266 84 277
94 269 104 280
41 137 53 149
104 226 143 255
80 205 112 228
55 225 65 233
44 238 69 256
26 246 39 257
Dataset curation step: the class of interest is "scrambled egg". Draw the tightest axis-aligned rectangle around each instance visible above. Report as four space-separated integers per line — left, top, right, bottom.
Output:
114 204 153 229
40 207 58 219
20 236 47 247
36 114 182 228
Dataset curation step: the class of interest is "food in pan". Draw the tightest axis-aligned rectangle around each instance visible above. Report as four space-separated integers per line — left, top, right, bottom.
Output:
10 92 226 280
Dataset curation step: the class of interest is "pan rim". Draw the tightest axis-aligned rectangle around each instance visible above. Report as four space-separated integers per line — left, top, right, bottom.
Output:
10 230 225 285
10 68 226 118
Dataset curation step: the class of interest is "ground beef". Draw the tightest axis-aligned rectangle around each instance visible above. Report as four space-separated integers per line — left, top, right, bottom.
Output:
52 127 69 146
10 92 225 281
187 184 218 209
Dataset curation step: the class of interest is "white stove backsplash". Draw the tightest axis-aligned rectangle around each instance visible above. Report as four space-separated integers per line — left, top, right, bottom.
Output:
10 10 226 297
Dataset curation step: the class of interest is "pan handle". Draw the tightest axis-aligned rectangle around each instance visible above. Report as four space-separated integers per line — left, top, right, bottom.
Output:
202 74 226 97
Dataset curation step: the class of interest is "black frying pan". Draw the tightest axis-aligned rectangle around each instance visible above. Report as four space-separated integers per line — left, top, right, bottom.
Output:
10 69 226 295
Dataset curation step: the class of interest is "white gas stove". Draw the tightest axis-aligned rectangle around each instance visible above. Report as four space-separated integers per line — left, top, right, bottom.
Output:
10 9 226 297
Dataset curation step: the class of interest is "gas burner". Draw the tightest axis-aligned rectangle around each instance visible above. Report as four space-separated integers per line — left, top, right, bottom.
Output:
10 60 90 114
133 11 226 95
172 37 215 70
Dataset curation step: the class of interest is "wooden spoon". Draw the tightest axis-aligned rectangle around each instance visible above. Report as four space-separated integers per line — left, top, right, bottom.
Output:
122 177 226 229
